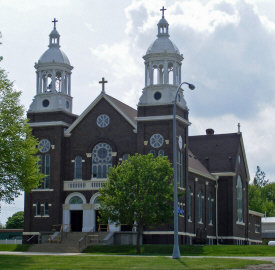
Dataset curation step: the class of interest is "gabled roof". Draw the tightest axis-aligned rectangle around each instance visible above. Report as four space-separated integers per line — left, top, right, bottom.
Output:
64 93 137 136
188 150 216 181
189 133 250 181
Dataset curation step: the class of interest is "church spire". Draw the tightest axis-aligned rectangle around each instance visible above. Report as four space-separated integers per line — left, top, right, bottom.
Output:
157 6 169 38
49 18 60 48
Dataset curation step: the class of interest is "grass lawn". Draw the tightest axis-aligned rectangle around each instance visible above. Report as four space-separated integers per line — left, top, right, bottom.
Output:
0 244 31 252
0 255 272 270
83 244 275 256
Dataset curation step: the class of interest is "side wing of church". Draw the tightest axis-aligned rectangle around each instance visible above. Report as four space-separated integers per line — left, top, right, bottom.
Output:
23 13 263 246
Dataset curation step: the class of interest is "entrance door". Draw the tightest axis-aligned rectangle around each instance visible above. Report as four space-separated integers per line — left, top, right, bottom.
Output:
95 210 101 232
70 210 83 232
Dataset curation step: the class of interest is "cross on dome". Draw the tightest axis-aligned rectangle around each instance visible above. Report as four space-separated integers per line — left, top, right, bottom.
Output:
160 6 167 18
52 18 58 29
99 77 108 93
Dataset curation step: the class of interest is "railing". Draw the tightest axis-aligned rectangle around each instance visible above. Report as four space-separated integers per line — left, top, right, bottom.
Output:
51 224 71 243
64 180 107 191
79 227 95 251
27 235 36 242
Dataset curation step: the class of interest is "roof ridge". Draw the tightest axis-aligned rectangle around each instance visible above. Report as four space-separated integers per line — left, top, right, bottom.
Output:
105 94 137 112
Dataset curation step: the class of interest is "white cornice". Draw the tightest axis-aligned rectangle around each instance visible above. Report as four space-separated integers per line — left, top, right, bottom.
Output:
249 210 264 217
240 135 250 182
135 115 191 126
211 172 236 177
188 168 217 181
28 121 70 128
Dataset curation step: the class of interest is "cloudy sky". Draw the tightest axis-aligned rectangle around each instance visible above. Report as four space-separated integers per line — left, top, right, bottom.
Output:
1 0 275 224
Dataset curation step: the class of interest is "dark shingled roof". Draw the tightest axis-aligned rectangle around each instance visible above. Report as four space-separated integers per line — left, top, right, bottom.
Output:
188 133 241 173
188 150 214 179
106 94 137 125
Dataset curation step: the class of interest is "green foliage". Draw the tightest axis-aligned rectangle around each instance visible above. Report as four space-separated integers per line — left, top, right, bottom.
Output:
0 244 30 252
98 153 174 253
83 244 275 257
253 166 269 187
5 211 24 229
0 35 44 203
249 167 275 216
0 254 270 270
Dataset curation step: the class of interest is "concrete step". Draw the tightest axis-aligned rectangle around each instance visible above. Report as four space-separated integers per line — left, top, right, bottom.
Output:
28 232 112 253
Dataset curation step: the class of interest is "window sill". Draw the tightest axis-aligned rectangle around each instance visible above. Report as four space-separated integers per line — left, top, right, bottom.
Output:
236 221 245 226
188 219 192 223
208 223 213 226
179 215 184 218
42 215 49 217
198 222 203 224
34 215 41 217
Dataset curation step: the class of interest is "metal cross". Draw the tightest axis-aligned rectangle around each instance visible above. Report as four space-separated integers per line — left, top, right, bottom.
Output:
52 18 58 29
99 77 108 93
160 6 167 18
237 123 241 133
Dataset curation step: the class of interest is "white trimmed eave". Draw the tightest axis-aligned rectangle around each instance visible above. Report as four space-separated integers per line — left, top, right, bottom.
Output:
64 93 137 137
240 134 250 182
249 210 264 217
29 121 71 128
211 172 236 178
188 168 217 181
135 115 191 126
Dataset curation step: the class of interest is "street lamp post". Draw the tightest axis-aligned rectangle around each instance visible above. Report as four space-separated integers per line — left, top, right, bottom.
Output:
172 82 195 259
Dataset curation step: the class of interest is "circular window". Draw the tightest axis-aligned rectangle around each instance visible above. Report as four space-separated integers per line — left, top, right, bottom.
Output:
38 139 51 153
97 114 110 128
150 134 164 148
66 101 69 109
42 99 50 107
92 143 112 162
154 92 162 100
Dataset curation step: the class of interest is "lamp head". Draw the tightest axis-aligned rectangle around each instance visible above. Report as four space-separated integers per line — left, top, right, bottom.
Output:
188 84 195 90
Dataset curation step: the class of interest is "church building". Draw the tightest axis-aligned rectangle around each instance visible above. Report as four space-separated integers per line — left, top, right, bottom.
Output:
23 12 263 246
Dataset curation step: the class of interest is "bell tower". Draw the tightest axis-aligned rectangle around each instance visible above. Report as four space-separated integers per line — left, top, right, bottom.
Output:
136 8 190 189
138 8 187 109
29 18 74 113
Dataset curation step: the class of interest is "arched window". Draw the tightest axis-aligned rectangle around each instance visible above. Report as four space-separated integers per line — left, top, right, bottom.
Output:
122 154 129 161
198 190 203 223
149 150 156 158
74 156 82 179
237 175 243 222
188 186 192 221
36 202 41 216
92 143 112 178
158 149 164 156
44 202 49 216
44 154 50 189
177 151 183 185
37 155 42 189
69 196 83 204
208 193 213 225
168 62 173 84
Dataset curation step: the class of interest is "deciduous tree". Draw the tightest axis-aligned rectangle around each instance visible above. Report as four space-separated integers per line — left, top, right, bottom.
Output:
5 211 24 229
0 33 44 203
98 154 175 253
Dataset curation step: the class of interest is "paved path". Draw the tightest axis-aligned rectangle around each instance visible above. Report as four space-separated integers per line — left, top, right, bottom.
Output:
0 252 275 261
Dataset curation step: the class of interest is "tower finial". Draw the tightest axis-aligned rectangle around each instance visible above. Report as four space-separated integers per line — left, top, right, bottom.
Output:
237 123 241 134
99 77 108 93
52 18 58 29
160 6 167 18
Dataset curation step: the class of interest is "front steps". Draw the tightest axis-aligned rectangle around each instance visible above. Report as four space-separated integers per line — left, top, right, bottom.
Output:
28 231 111 253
